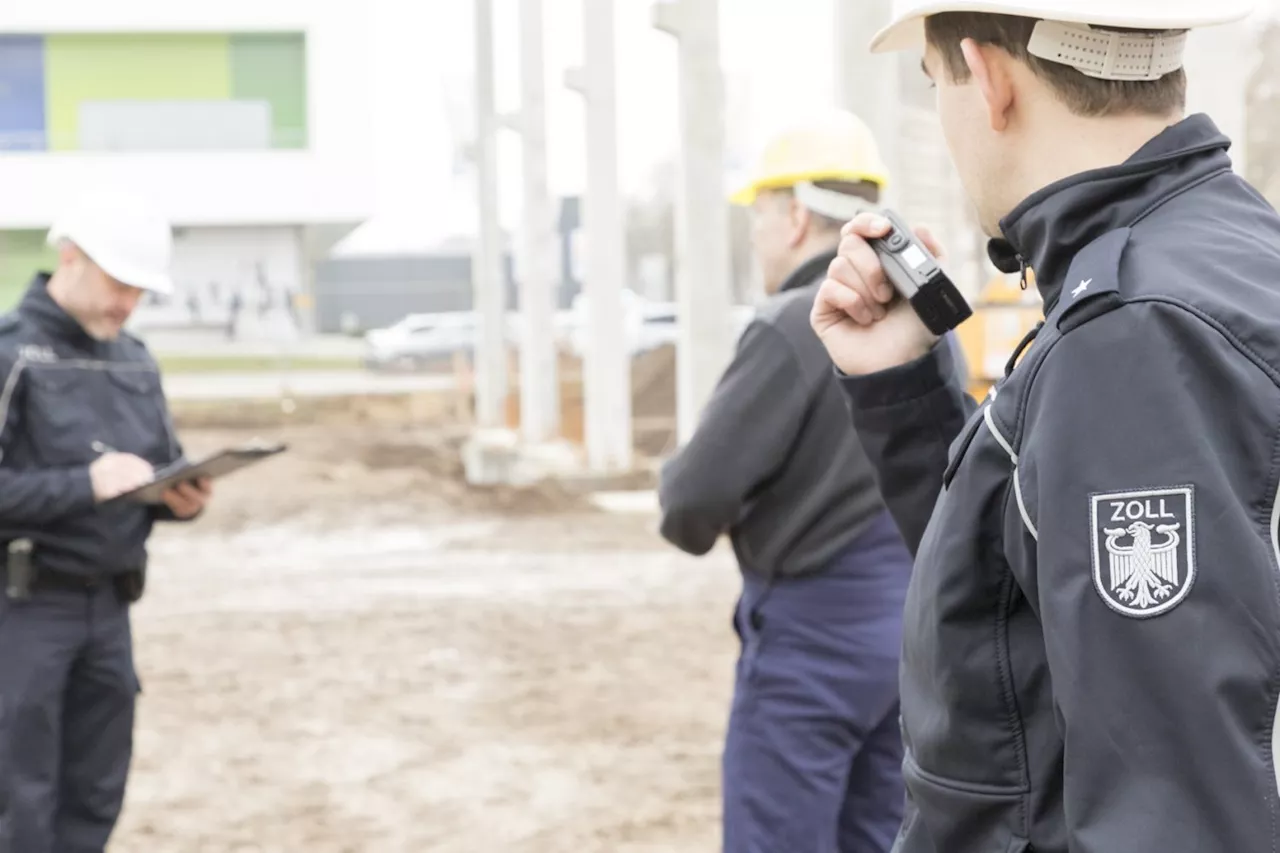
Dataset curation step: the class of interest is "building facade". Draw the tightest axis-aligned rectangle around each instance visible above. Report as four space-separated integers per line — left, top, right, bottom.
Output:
0 0 375 337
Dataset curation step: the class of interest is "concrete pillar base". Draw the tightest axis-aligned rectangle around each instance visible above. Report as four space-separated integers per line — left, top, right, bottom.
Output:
462 430 585 486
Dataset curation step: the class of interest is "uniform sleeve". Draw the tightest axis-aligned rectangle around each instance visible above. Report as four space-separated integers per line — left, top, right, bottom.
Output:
658 321 807 556
0 354 96 524
838 339 976 555
1009 302 1280 852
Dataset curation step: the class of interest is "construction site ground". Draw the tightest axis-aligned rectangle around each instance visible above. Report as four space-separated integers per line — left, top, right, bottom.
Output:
111 352 740 852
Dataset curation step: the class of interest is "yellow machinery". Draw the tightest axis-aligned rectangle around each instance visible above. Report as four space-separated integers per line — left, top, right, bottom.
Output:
954 271 1044 400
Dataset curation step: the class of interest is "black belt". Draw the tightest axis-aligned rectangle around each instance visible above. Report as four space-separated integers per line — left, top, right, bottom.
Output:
2 565 143 601
30 566 109 592
3 564 108 591
1 539 146 603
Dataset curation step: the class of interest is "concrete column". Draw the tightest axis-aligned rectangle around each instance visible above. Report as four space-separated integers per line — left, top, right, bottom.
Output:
653 0 734 445
472 0 508 429
1185 20 1256 176
565 0 633 472
833 0 901 206
515 0 560 443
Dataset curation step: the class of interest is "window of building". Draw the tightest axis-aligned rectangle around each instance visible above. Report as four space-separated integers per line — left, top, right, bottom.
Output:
0 32 308 152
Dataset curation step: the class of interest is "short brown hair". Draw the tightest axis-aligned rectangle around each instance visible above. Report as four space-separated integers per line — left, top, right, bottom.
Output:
924 13 1186 118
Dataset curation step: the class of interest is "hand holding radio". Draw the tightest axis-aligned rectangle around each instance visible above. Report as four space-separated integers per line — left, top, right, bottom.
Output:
811 210 970 377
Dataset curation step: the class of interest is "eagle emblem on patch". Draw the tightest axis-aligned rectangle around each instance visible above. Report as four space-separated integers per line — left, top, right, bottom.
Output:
1090 486 1195 618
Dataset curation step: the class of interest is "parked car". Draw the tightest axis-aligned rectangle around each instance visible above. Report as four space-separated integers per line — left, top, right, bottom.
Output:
629 304 756 355
365 300 757 371
362 312 479 370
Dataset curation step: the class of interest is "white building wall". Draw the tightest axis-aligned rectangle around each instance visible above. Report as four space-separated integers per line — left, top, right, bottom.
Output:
133 226 305 338
0 0 376 231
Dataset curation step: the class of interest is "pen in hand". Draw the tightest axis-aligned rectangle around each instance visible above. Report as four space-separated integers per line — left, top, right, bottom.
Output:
87 442 156 502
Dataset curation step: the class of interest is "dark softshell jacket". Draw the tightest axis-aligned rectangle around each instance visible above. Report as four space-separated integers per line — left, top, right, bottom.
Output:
0 276 186 576
658 252 892 578
842 114 1280 852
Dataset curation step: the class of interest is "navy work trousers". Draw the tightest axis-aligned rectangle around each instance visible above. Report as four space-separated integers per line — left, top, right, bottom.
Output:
0 581 138 853
723 511 911 853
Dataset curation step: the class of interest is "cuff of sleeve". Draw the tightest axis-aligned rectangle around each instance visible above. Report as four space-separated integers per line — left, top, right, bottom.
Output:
837 340 955 409
67 467 97 512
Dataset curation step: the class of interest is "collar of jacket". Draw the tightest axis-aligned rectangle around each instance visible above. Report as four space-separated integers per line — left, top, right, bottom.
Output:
20 272 101 351
779 249 838 295
988 113 1233 314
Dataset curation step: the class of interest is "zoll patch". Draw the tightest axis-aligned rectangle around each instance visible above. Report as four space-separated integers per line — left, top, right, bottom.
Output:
1090 486 1195 618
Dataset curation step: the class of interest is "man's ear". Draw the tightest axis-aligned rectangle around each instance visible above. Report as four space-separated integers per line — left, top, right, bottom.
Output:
788 198 811 250
961 37 1014 132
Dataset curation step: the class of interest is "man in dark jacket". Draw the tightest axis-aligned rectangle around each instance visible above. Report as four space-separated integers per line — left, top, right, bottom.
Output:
0 191 212 852
812 3 1279 852
660 110 917 853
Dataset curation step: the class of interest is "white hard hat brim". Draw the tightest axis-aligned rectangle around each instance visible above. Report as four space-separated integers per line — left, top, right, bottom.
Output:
47 228 174 296
870 0 1256 53
97 261 174 296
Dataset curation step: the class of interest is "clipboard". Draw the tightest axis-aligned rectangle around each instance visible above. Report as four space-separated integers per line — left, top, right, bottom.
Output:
115 440 289 505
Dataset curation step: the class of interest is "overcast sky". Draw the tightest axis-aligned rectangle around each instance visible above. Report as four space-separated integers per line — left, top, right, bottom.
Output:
343 0 837 253
342 0 1270 255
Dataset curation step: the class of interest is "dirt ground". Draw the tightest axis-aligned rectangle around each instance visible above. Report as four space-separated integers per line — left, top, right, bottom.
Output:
109 417 740 852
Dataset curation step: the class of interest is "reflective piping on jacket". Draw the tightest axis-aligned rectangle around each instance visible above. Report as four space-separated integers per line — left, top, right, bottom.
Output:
0 357 177 464
31 359 157 373
984 405 1018 463
982 406 1038 541
1014 473 1038 541
0 357 26 464
1270 479 1280 799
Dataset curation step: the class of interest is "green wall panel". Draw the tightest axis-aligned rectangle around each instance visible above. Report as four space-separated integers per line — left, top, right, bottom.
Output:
45 34 232 151
0 231 56 309
230 34 308 149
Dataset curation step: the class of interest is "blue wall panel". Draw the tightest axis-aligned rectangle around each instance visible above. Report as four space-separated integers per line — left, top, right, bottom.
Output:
0 36 46 151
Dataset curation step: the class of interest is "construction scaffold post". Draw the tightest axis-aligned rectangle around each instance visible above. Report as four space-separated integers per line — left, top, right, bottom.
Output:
566 0 633 472
653 0 735 445
515 0 561 444
472 0 508 431
834 0 902 208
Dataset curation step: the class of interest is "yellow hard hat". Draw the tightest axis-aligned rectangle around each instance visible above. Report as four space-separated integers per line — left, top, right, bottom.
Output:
730 109 891 206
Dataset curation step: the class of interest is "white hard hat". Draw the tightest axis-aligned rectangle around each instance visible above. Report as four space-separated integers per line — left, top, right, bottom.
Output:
47 191 174 295
872 1 1255 79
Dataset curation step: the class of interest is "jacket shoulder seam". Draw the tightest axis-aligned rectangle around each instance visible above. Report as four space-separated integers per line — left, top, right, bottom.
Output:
1013 295 1280 456
1127 296 1280 390
1007 294 1280 536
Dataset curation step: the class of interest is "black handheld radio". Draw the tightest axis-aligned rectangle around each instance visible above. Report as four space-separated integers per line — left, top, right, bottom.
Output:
867 209 972 335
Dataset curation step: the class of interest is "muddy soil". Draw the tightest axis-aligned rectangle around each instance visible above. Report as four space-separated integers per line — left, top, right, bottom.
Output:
174 423 596 531
109 421 739 852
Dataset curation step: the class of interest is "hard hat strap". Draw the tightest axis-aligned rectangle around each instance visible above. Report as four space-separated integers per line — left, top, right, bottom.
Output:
1027 20 1187 82
793 182 878 222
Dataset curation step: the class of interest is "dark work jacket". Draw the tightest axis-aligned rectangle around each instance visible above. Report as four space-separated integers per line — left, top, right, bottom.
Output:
659 252 897 578
0 275 186 577
843 114 1280 852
